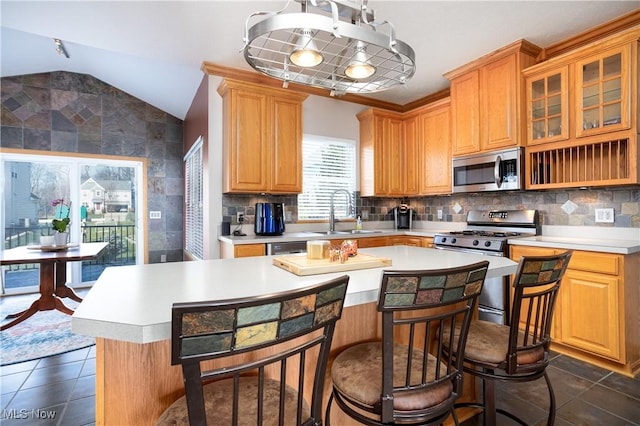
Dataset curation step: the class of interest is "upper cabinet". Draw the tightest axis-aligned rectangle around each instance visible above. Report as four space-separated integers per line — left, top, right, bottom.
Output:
445 40 541 157
358 108 414 197
218 79 307 194
525 67 569 145
522 28 639 189
575 45 631 138
416 99 452 195
358 100 452 197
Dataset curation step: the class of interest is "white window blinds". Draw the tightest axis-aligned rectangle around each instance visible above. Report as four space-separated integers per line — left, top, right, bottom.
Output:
184 137 203 260
298 135 356 220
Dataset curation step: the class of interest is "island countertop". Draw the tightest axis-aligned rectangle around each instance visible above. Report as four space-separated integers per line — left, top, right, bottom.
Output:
72 246 517 344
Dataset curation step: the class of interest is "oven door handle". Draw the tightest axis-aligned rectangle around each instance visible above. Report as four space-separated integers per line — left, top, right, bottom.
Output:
494 155 503 188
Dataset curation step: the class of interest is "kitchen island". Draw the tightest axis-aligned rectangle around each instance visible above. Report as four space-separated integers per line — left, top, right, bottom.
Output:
72 246 517 425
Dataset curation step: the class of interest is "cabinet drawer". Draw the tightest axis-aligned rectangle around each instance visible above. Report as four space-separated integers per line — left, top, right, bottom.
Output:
569 251 619 275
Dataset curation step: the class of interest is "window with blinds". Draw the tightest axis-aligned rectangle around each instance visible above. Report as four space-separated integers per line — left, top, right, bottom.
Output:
298 135 356 220
184 137 203 259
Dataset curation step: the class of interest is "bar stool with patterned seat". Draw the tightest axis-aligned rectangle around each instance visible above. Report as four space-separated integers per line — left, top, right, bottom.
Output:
156 275 349 426
449 250 572 426
326 261 490 426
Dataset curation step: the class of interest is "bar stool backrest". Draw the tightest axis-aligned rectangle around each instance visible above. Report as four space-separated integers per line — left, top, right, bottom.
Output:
170 275 349 425
376 261 489 424
507 251 573 374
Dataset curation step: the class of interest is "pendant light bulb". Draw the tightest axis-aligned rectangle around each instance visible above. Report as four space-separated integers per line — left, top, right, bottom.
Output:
345 42 375 79
290 29 323 67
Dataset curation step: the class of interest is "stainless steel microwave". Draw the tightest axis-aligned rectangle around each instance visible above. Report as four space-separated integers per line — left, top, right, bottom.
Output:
452 147 524 193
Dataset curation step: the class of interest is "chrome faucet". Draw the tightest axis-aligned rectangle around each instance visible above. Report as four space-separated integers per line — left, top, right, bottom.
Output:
329 189 353 232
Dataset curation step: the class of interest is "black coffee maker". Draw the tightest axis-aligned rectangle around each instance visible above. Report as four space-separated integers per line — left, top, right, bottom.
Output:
393 204 414 229
254 203 286 236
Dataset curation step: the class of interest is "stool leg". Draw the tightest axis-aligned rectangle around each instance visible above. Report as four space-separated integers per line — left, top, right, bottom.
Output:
325 392 334 426
483 377 497 426
544 371 556 426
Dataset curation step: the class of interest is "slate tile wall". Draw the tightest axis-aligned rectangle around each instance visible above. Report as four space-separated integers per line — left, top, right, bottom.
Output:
1 72 184 263
224 186 640 229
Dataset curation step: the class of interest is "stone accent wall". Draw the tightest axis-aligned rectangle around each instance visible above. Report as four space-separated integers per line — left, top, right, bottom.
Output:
1 72 184 262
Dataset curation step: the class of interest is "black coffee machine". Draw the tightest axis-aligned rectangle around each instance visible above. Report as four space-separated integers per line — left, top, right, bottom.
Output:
254 203 285 236
393 204 414 229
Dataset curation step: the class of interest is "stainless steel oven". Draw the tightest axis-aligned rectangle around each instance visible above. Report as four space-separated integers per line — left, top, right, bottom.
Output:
433 209 540 324
452 147 524 193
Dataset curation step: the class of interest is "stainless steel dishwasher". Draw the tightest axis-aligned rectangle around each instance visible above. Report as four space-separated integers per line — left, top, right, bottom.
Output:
266 241 307 255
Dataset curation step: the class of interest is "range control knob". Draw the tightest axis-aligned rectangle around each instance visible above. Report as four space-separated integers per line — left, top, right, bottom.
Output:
441 237 447 243
484 241 492 247
472 240 479 246
451 238 457 244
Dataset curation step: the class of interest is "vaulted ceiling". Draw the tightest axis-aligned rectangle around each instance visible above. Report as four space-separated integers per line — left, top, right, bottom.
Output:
1 1 638 119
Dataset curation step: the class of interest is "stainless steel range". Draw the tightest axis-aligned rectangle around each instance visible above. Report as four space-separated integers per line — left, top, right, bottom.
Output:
433 209 540 324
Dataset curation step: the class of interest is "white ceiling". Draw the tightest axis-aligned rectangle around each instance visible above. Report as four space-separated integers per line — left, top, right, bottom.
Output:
1 1 638 120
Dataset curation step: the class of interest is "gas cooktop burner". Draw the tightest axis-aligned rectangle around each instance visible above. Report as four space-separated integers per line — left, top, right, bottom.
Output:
450 230 523 238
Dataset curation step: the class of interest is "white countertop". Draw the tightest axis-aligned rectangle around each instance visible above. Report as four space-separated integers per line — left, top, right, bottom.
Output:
509 235 640 254
508 225 640 254
72 246 517 344
221 222 640 255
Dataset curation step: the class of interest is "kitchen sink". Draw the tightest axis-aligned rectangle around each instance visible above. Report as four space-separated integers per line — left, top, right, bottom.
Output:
316 230 384 235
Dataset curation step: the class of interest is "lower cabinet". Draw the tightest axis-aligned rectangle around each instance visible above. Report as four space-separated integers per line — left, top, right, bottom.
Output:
220 242 266 259
388 236 433 247
509 244 640 376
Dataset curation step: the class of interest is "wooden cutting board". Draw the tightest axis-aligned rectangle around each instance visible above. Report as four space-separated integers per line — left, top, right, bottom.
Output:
273 253 392 276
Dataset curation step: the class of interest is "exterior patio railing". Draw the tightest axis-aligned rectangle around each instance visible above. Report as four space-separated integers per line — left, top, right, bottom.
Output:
2 223 136 291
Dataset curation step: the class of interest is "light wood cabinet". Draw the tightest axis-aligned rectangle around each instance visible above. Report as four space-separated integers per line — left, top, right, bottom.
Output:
525 67 569 145
416 99 452 195
359 99 451 197
510 244 640 376
220 242 266 259
445 40 540 156
358 109 416 197
355 236 389 248
575 45 631 138
449 70 481 155
523 29 639 189
387 236 432 247
218 79 307 194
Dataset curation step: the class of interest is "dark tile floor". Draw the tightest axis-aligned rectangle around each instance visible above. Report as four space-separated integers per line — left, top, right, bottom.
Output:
462 351 640 425
1 288 639 425
0 346 95 426
1 347 638 426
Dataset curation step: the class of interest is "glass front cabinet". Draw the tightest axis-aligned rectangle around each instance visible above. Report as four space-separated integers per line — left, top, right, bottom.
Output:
522 29 638 189
575 45 631 138
526 67 569 145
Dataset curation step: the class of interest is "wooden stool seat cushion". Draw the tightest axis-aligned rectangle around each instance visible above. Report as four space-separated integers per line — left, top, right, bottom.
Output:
156 376 308 426
331 341 454 412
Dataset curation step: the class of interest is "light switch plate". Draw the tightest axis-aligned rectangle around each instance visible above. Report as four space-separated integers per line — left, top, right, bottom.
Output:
149 211 161 219
595 208 614 223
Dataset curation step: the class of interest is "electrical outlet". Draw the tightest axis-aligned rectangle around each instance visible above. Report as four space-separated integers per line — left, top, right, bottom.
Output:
237 212 244 223
437 210 443 220
595 208 614 223
160 254 167 262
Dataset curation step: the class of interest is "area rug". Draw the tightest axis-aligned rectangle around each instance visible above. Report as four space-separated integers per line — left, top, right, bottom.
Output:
0 298 95 366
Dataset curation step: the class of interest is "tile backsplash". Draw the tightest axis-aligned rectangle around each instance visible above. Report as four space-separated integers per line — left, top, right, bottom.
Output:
223 186 640 228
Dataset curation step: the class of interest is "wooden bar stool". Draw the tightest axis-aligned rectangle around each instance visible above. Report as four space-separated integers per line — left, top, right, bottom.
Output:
449 251 572 425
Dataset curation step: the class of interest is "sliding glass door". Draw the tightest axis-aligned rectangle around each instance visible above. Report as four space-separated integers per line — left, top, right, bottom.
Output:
1 153 144 295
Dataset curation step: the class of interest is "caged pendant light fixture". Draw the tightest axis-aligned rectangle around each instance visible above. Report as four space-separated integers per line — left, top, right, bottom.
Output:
242 0 416 96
